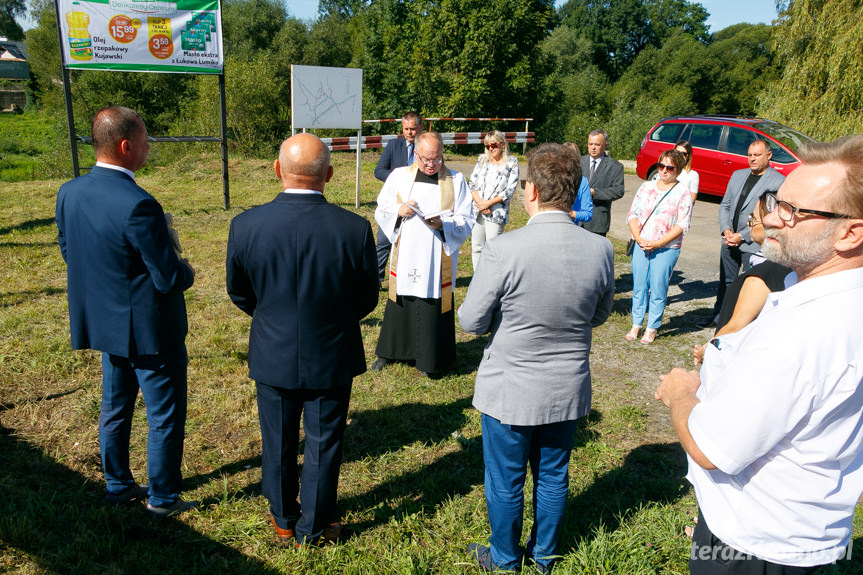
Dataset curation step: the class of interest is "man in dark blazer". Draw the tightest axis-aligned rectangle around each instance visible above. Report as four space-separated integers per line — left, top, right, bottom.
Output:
227 133 378 545
702 139 785 326
373 111 422 280
460 144 614 573
55 106 197 516
581 129 625 236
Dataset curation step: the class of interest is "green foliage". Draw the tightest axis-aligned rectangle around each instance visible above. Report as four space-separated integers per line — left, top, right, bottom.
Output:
0 0 25 40
221 0 286 55
706 23 777 115
539 25 609 144
558 0 709 80
176 52 288 158
359 0 557 131
758 0 863 139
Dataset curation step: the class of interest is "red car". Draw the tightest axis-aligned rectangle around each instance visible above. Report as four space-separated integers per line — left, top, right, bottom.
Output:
636 116 817 197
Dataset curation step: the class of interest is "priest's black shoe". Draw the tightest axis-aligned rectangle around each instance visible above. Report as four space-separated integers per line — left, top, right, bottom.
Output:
370 357 390 372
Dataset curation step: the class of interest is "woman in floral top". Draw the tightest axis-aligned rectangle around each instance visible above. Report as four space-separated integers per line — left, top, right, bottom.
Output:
625 149 693 344
468 130 519 271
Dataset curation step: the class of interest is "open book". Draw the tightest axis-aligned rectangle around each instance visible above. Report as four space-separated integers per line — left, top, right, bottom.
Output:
404 203 453 220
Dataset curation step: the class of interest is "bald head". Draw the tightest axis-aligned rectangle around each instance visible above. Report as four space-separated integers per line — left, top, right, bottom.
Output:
274 133 333 191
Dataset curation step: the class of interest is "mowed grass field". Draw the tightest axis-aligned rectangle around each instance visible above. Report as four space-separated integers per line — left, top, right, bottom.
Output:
2 149 862 574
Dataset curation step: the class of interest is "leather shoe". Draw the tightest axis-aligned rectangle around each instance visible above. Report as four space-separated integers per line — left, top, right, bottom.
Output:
269 514 296 544
467 543 517 572
297 522 349 547
696 316 717 329
146 498 199 517
370 357 390 372
104 483 149 505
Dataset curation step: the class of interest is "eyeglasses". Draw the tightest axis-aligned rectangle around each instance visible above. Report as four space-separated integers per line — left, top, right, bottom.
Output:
764 191 855 222
657 162 677 172
416 152 443 166
485 143 501 150
746 214 762 228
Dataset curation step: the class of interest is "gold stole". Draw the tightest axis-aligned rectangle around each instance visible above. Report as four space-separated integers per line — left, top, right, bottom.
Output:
388 162 456 313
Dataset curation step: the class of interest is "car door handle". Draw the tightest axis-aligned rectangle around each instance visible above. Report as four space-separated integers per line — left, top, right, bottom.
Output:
721 160 733 164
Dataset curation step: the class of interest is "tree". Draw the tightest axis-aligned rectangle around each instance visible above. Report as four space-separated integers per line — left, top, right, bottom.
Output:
558 0 709 79
606 30 711 157
0 0 25 41
539 24 609 144
221 0 287 55
358 0 557 129
758 0 863 140
706 23 777 115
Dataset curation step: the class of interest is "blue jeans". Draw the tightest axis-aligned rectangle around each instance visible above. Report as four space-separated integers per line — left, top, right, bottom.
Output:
482 414 578 571
631 246 680 330
100 348 187 507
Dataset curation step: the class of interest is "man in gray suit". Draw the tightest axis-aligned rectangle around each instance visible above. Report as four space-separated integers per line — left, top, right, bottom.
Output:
702 139 785 326
459 143 615 573
581 129 624 236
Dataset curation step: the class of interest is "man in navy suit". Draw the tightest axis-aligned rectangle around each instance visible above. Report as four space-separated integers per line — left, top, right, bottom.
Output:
55 106 197 517
227 133 378 545
373 111 422 280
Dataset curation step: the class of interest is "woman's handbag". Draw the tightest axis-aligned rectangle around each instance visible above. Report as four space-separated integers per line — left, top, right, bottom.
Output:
626 238 636 256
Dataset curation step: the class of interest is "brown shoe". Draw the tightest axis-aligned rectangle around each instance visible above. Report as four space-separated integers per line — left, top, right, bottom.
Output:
269 514 296 544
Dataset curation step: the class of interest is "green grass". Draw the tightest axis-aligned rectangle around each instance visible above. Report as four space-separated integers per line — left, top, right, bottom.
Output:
1 150 861 574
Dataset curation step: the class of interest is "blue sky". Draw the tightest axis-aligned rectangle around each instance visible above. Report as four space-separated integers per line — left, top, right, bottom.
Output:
16 0 779 36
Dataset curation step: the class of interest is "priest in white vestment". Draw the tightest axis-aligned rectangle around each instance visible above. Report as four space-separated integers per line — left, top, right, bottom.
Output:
371 131 475 376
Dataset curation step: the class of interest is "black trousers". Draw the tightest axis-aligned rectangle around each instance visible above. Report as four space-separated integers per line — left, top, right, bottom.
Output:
256 382 351 542
689 510 823 575
712 244 753 316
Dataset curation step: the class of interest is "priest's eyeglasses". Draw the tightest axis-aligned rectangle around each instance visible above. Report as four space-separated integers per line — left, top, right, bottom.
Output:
416 153 443 166
764 191 854 222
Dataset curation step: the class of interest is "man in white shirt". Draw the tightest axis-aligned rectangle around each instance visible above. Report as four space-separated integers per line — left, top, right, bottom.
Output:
371 131 474 377
655 135 863 574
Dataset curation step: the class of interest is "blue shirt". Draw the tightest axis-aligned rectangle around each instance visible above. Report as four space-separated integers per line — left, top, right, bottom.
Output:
570 176 593 222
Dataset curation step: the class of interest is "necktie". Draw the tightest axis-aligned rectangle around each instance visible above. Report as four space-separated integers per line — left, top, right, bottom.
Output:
590 159 597 179
408 143 414 165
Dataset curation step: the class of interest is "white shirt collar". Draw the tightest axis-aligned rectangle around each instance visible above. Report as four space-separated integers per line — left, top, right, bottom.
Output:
281 188 323 195
527 210 568 224
95 161 135 181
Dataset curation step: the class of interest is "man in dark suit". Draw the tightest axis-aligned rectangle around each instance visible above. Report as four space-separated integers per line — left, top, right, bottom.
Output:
373 111 422 280
700 139 786 327
55 106 197 517
227 133 379 545
581 129 625 236
460 144 614 573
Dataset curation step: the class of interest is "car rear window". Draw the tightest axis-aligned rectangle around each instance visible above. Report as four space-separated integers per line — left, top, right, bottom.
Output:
689 124 723 151
725 127 757 156
649 123 686 143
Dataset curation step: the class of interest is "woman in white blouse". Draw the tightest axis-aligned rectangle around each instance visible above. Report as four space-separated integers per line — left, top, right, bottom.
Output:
674 139 699 203
468 130 519 271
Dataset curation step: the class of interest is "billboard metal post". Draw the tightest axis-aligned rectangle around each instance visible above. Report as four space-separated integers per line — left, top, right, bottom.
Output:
54 0 80 178
219 73 229 209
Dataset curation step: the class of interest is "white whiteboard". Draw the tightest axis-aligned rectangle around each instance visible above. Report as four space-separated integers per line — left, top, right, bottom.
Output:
291 65 363 129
